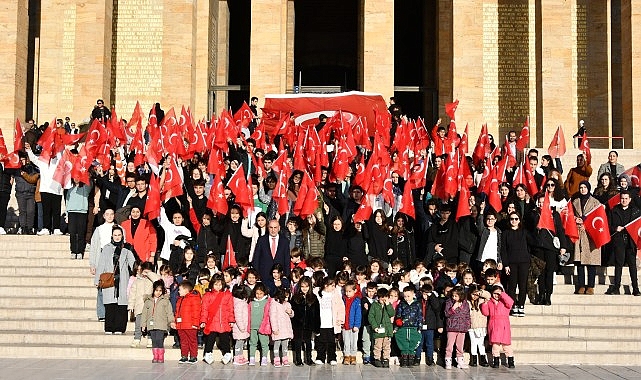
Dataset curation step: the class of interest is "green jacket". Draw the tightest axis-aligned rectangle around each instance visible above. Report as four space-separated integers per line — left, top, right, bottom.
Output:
141 294 174 332
368 301 395 338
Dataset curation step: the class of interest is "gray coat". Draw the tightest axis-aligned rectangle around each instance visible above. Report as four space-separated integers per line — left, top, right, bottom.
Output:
597 163 625 179
94 242 136 306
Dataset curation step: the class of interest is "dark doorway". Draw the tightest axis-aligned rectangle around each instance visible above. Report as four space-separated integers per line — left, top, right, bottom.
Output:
394 0 438 122
294 0 358 90
227 0 250 111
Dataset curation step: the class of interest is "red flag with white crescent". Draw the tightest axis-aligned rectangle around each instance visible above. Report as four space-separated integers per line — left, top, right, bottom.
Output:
583 204 610 248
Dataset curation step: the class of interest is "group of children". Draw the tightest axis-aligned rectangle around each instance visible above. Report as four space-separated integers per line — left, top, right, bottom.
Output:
126 249 516 369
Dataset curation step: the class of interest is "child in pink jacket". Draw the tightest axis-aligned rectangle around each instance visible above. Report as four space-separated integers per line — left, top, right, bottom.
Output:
269 288 294 367
480 284 515 369
232 285 250 365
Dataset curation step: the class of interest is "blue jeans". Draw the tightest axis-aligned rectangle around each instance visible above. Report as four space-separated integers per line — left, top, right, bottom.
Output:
415 329 434 359
96 288 105 319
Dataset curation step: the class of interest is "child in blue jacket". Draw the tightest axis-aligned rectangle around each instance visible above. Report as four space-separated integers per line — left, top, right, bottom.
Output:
342 281 362 364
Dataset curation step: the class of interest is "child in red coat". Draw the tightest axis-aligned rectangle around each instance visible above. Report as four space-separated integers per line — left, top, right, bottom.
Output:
200 274 234 365
175 280 202 363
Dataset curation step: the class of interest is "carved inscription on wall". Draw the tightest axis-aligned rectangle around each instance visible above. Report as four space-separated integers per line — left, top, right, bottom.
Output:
61 7 76 113
483 3 499 125
497 1 529 135
575 3 588 119
112 0 163 113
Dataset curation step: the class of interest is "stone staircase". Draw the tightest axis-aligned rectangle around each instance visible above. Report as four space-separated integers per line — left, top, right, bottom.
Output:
0 234 640 364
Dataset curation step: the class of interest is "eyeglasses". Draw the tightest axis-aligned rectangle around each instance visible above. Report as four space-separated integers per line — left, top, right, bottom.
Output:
546 183 555 188
486 217 496 221
510 217 520 221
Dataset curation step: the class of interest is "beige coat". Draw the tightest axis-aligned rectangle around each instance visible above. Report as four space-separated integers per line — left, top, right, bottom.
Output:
572 196 602 266
128 272 161 315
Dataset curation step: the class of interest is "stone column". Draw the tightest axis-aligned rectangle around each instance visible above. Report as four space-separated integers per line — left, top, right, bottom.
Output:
250 0 291 108
0 0 28 145
38 0 111 123
359 0 394 98
539 0 577 148
214 0 229 114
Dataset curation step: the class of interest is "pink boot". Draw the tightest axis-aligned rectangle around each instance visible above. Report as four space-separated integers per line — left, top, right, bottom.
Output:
158 348 165 363
152 348 158 363
233 356 248 366
282 357 290 367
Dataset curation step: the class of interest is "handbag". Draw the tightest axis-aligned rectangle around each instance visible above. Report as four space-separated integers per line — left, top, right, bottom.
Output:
99 272 115 289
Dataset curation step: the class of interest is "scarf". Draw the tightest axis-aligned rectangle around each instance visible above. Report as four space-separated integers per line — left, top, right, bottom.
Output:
112 240 123 299
130 218 140 236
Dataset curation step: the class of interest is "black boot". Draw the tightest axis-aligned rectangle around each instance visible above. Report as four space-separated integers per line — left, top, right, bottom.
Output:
479 355 489 367
293 350 303 366
426 355 434 366
545 292 552 306
304 347 314 365
382 359 390 368
399 354 408 368
372 359 382 367
491 357 500 368
469 355 477 367
507 357 515 368
413 356 420 366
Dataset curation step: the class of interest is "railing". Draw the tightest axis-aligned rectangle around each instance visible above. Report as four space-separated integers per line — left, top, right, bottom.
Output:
573 136 625 149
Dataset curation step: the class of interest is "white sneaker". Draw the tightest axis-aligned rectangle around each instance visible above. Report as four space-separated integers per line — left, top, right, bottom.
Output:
37 228 50 236
0 227 6 235
130 339 140 348
222 352 233 365
330 360 337 366
314 359 324 365
16 227 22 235
53 229 64 235
204 352 214 364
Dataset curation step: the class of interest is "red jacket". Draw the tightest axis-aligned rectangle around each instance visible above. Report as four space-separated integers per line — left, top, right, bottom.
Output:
121 219 157 262
175 292 202 330
200 289 234 334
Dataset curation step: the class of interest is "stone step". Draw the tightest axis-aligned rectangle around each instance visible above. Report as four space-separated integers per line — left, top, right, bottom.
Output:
510 325 640 339
514 303 641 315
516 350 640 366
0 343 186 361
0 241 72 251
0 331 145 346
2 276 94 287
0 307 96 320
0 285 97 298
0 319 135 332
0 296 95 309
0 266 89 277
0 258 87 267
511 337 641 352
510 315 641 327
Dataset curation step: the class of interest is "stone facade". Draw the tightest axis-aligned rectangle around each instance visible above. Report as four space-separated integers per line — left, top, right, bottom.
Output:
0 0 639 149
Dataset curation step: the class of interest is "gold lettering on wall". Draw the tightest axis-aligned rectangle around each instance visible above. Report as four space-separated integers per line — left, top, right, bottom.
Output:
575 3 588 119
112 0 163 113
497 1 529 134
61 7 76 113
483 3 499 125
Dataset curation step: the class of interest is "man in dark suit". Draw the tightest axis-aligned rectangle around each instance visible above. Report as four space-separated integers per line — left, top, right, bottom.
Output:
252 220 291 291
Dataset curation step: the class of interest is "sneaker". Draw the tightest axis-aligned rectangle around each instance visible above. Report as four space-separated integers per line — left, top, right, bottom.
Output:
188 357 198 364
282 357 290 367
114 332 122 335
16 227 22 235
233 356 249 366
53 229 64 235
37 228 50 236
71 253 77 260
314 359 324 365
248 358 256 366
518 307 525 317
130 339 141 348
146 340 153 348
222 352 233 365
274 357 282 368
260 357 269 366
104 331 113 335
0 227 6 235
179 356 189 363
204 352 214 364
98 318 105 322
330 360 337 366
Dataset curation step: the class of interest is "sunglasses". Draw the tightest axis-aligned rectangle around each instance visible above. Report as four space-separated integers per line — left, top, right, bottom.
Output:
510 217 520 221
546 183 555 187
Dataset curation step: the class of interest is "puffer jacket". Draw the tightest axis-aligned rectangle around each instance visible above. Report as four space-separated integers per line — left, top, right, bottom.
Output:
200 289 234 334
444 298 471 332
232 297 250 339
368 301 395 338
128 272 160 315
269 300 294 340
419 294 443 330
141 293 174 331
343 295 362 329
395 298 422 328
175 291 202 330
302 222 326 258
290 295 320 333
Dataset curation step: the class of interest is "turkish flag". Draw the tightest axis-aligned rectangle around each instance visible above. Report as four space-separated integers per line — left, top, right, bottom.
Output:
560 204 579 243
71 146 91 185
409 157 428 190
207 174 228 216
293 171 319 218
625 216 641 249
0 129 8 157
373 106 391 148
487 179 502 214
443 152 459 198
381 168 395 207
107 110 126 146
233 101 254 128
456 185 471 222
607 193 621 210
472 123 490 167
352 116 371 150
353 195 373 223
14 119 24 152
398 181 416 219
515 117 530 152
2 152 21 169
458 123 469 154
145 174 161 220
580 132 591 165
227 164 253 214
537 193 556 233
624 166 641 188
522 159 540 196
52 149 74 189
161 156 184 202
126 101 146 135
583 204 611 248
273 168 290 214
272 151 291 179
548 125 567 158
445 99 459 120
222 236 237 270
250 119 266 150
61 132 86 146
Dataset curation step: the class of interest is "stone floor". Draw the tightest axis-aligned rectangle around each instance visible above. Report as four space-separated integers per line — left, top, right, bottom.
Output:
3 359 641 380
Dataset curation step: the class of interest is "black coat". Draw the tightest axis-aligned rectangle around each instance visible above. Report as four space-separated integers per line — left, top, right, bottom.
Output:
346 225 369 269
291 295 320 333
427 219 459 264
365 217 391 261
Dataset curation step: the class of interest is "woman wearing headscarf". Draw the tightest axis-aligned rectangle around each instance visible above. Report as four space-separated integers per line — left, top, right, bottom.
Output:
571 181 602 295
